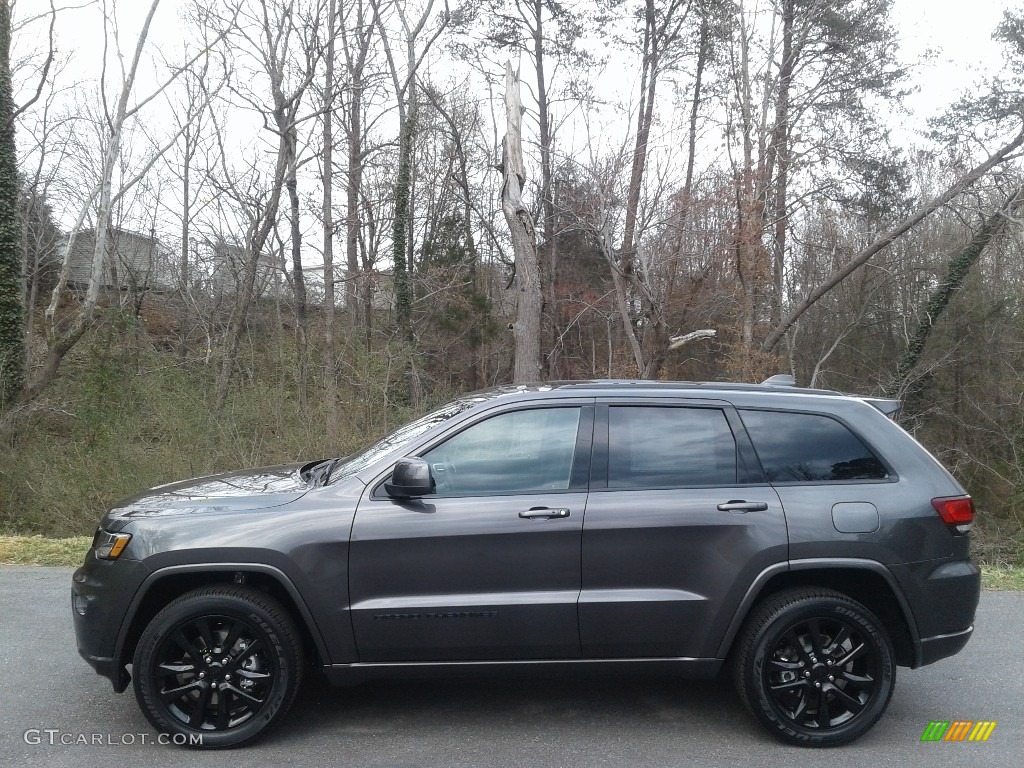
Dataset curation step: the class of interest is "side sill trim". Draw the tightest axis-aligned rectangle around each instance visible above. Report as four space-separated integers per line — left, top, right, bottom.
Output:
322 657 722 684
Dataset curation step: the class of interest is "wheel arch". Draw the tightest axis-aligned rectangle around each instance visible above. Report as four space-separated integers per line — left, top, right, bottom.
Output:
115 563 331 688
718 559 920 667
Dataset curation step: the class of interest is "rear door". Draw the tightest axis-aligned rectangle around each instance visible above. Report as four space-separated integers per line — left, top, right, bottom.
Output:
579 400 787 659
349 402 594 662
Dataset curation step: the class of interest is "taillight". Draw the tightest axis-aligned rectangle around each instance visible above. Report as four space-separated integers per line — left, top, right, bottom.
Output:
932 496 975 533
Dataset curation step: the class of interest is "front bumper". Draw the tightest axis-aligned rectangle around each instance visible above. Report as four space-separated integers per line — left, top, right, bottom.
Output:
71 552 149 692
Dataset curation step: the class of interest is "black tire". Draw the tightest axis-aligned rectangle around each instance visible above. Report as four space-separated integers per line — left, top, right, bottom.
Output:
732 587 895 747
132 585 304 749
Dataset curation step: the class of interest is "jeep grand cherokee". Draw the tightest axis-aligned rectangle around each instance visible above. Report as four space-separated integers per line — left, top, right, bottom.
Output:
72 378 981 748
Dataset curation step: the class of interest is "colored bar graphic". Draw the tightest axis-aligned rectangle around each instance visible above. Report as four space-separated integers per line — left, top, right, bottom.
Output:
968 722 997 742
920 720 996 742
921 721 950 741
944 721 972 741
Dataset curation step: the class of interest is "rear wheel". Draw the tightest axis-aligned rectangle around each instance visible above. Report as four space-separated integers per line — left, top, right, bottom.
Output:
133 586 303 749
733 587 895 747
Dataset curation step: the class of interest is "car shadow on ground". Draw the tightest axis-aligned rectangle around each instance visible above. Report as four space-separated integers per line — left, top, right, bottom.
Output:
283 667 757 741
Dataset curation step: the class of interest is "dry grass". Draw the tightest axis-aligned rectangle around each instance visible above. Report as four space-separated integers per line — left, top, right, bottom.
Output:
0 535 91 566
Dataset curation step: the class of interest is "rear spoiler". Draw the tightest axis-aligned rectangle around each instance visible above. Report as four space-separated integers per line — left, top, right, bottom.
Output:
864 398 901 418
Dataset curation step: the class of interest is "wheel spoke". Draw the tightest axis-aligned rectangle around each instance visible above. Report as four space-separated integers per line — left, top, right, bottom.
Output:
188 685 212 728
160 680 200 704
806 619 826 657
815 689 830 728
769 678 809 693
825 625 851 656
792 690 809 720
157 662 195 677
215 690 231 730
835 641 868 667
194 618 215 653
828 683 865 713
226 682 265 705
221 620 242 657
768 658 803 672
172 630 201 659
236 668 271 680
839 670 874 687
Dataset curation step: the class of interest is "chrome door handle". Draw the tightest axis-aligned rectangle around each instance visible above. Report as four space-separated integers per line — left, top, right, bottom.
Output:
717 500 769 513
519 508 570 519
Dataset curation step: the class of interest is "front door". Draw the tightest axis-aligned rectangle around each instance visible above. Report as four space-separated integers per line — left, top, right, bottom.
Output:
349 404 593 662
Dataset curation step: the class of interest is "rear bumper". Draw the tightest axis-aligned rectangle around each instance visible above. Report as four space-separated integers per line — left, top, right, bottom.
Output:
919 625 974 667
889 558 980 667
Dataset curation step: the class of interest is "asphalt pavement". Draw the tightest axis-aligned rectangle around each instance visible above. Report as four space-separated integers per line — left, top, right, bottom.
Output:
1 566 1020 767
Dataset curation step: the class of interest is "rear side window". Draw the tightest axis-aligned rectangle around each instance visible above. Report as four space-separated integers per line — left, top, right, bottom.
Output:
608 406 738 488
739 410 888 483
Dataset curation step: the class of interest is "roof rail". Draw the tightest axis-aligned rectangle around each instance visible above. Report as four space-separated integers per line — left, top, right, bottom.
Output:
761 374 796 387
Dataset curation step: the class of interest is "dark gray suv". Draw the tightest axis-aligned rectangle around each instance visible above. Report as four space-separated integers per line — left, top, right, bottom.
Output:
72 378 980 748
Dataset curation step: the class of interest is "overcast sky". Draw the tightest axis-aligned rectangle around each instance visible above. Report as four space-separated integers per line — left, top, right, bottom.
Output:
11 0 1019 251
20 0 1016 124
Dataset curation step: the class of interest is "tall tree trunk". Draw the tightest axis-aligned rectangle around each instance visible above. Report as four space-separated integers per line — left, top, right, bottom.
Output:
767 0 795 330
0 0 24 403
178 122 192 361
502 63 541 383
885 188 1024 398
323 0 339 442
391 97 417 404
344 1 369 329
285 129 308 408
529 0 558 379
392 108 415 347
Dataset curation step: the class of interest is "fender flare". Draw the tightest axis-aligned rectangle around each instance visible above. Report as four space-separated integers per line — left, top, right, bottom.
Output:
114 562 332 671
715 557 921 664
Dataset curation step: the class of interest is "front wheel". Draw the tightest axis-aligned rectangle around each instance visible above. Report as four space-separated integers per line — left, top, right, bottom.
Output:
133 586 304 749
732 587 895 747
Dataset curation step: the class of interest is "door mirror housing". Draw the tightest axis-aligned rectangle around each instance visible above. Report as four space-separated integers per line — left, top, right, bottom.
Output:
384 458 434 498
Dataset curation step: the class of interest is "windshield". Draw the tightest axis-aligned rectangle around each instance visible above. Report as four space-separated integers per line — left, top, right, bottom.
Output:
328 397 481 483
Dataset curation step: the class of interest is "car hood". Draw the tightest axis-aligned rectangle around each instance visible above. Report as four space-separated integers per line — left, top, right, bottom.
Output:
104 462 312 520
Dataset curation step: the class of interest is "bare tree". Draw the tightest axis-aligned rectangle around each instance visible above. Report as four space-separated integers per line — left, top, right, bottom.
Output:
322 0 339 440
372 0 451 402
501 62 540 383
23 0 229 402
761 125 1024 352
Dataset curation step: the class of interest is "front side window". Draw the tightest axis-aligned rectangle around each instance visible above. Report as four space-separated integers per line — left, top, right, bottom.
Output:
607 406 738 488
423 407 582 495
739 409 888 482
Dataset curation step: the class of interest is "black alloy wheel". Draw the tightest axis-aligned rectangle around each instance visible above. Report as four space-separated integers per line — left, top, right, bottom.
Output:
133 586 303 749
733 587 896 747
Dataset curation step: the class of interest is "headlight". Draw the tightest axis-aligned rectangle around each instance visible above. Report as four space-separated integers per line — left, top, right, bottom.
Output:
93 529 132 560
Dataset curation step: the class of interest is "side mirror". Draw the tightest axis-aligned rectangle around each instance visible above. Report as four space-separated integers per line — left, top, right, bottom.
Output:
384 457 434 498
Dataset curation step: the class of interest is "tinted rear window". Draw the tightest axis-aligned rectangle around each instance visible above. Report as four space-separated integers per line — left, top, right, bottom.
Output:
739 410 888 482
608 406 738 488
